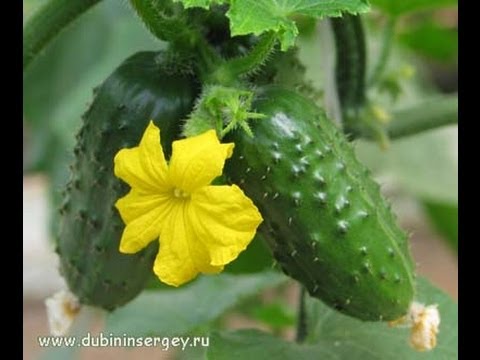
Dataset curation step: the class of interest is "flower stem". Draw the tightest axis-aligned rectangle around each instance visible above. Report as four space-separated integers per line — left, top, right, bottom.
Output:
23 0 102 71
385 95 458 140
295 286 308 343
368 16 397 86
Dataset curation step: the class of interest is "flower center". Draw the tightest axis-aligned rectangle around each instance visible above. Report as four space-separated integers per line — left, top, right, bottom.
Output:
173 188 190 199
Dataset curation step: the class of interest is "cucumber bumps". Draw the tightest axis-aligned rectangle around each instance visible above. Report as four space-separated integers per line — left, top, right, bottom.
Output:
56 51 198 310
225 87 415 321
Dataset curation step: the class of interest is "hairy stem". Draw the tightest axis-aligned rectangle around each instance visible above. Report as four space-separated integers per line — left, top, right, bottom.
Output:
130 0 190 45
23 0 102 70
210 32 277 85
385 95 458 140
295 286 308 343
195 39 224 81
368 16 396 86
130 0 221 78
225 32 277 78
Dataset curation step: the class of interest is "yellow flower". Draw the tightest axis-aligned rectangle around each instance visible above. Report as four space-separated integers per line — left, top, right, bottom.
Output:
114 121 263 286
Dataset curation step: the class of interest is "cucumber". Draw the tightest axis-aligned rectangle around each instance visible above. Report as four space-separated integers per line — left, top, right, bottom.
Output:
330 14 367 138
225 86 415 321
56 51 198 310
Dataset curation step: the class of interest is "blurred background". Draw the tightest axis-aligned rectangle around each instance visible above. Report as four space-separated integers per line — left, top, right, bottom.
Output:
23 0 457 359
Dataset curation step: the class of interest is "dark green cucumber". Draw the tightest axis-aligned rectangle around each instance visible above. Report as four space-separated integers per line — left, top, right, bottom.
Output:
56 51 198 310
225 87 415 321
330 14 367 138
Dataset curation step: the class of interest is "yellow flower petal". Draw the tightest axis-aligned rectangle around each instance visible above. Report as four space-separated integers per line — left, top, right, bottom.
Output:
153 203 223 286
189 185 263 266
168 130 234 193
116 189 171 224
114 121 169 192
117 192 175 254
113 123 264 288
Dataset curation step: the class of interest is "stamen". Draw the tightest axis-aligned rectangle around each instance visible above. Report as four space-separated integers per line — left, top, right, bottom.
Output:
173 188 190 199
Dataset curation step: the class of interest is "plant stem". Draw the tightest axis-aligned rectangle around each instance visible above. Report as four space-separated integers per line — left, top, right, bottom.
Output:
195 39 224 81
23 0 102 71
210 32 277 85
295 286 307 343
383 95 458 140
368 16 396 86
130 0 190 45
130 0 221 79
225 32 277 78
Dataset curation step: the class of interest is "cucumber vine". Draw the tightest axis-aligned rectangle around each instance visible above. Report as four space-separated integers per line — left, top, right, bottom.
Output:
23 0 457 355
23 0 102 70
23 0 457 143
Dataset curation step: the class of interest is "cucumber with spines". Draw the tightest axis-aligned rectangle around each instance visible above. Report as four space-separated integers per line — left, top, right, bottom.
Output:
225 86 415 321
56 51 198 310
331 14 367 138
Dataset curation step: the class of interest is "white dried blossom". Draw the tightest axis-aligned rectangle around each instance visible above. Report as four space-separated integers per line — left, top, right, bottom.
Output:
45 290 81 336
389 301 440 352
408 302 441 351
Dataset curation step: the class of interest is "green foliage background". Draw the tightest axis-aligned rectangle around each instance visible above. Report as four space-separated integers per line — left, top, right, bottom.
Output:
23 0 457 358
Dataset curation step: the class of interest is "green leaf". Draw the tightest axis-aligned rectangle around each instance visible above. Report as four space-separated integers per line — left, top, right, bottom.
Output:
176 344 209 360
176 0 370 50
250 302 296 329
371 0 457 16
105 272 286 336
207 329 333 359
422 200 458 252
356 126 458 204
305 277 457 359
399 21 458 63
206 278 457 359
231 0 369 50
180 0 219 8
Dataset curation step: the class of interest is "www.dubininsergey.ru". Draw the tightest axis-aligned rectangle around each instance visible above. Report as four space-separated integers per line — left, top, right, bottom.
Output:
37 332 210 351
